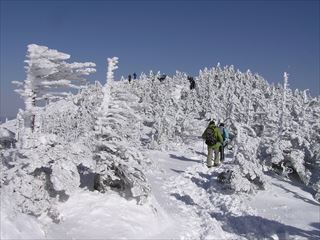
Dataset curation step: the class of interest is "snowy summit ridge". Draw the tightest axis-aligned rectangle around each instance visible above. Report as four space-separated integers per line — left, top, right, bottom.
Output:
1 44 319 239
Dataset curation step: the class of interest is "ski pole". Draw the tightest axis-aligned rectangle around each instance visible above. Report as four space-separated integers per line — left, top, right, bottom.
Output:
202 140 206 165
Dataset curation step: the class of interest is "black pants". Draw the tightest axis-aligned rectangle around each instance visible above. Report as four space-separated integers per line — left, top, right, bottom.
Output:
220 145 225 162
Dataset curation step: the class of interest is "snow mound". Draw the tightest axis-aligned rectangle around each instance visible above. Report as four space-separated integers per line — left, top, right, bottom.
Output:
46 190 171 239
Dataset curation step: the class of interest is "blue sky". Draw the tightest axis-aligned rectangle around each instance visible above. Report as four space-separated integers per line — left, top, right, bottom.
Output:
0 0 319 118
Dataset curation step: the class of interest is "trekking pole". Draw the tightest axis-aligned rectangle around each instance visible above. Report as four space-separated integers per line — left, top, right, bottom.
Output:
202 140 206 165
202 139 204 153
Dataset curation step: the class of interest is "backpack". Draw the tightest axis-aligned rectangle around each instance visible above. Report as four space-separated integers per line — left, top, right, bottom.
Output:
204 126 217 145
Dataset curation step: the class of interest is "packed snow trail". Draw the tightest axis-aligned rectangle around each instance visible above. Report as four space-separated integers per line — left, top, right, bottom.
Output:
146 142 319 240
147 143 251 239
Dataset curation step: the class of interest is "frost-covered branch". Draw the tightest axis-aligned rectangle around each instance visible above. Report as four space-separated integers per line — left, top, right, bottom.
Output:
106 57 119 83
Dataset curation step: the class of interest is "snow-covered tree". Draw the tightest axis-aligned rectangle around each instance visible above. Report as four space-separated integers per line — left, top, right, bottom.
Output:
106 57 119 83
1 82 105 221
93 58 151 204
12 44 96 131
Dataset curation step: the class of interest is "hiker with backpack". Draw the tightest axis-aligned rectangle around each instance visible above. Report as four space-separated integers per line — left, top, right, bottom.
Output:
158 74 167 82
128 74 132 83
202 120 223 168
187 76 196 90
219 122 229 162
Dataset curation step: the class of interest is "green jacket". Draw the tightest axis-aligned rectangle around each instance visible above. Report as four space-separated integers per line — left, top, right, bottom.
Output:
202 123 223 149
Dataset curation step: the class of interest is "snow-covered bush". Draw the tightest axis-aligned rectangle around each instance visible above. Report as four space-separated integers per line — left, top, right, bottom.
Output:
1 122 98 221
39 83 104 142
93 59 151 204
123 65 319 200
1 83 103 220
94 141 151 204
218 124 267 193
125 71 201 149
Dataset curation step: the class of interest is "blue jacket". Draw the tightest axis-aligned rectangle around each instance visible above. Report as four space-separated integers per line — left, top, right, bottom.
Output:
219 127 229 141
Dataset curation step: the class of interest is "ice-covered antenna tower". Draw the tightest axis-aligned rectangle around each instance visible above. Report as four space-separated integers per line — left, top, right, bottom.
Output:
106 57 119 84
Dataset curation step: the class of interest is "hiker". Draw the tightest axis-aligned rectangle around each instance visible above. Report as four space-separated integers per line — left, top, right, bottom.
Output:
202 120 223 168
158 74 167 82
219 123 229 162
128 74 132 83
133 72 137 79
187 76 195 90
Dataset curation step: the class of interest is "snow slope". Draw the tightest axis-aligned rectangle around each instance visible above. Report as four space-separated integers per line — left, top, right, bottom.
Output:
2 140 318 239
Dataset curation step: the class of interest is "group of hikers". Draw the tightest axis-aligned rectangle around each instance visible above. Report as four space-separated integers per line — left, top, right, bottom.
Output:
187 76 195 90
127 73 196 90
202 120 229 168
127 73 137 83
128 73 168 83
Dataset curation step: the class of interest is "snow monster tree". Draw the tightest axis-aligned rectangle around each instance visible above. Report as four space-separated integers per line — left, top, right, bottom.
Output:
13 44 96 132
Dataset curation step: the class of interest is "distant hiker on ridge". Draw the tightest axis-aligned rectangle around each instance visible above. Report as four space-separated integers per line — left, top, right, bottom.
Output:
128 74 132 83
202 120 223 168
133 72 137 79
158 74 167 82
187 76 195 90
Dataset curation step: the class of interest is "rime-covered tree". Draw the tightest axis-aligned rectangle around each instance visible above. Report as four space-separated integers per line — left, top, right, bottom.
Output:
13 44 96 131
93 58 151 203
106 57 119 83
1 83 104 221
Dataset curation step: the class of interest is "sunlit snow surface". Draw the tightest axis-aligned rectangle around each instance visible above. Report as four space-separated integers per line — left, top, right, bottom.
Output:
46 191 171 239
2 142 319 239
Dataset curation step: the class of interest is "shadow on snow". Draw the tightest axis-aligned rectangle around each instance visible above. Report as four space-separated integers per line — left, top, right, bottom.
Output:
170 168 185 174
170 193 196 206
211 212 320 240
172 171 320 239
272 182 320 207
169 154 201 163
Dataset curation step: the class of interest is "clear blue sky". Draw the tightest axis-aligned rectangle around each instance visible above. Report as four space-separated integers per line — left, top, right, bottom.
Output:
1 0 319 118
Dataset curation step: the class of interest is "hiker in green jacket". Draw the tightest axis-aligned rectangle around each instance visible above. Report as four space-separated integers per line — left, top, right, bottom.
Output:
202 120 223 168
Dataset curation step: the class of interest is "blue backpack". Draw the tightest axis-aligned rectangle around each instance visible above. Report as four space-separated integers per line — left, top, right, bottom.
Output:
221 127 229 141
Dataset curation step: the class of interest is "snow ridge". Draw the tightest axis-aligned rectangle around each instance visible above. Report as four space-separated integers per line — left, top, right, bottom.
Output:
1 46 319 239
